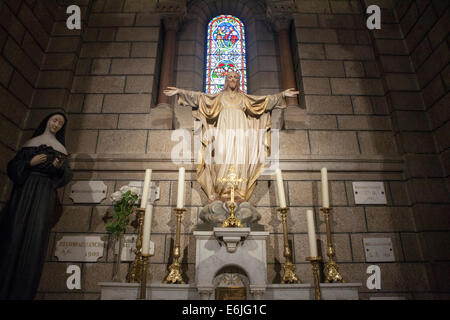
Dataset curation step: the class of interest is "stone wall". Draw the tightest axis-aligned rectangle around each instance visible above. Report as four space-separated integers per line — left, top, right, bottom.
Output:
0 0 448 300
0 0 79 208
379 0 449 298
0 0 63 209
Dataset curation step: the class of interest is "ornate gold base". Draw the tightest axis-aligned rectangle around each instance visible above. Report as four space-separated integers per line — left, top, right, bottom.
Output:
222 216 242 228
281 260 301 284
163 261 185 284
222 203 242 228
324 260 344 283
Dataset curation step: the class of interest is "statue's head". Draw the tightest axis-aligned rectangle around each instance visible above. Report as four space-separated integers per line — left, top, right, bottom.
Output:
223 71 241 92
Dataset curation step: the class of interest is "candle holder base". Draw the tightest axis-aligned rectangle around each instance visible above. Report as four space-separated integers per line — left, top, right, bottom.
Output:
281 260 301 284
163 261 185 284
324 260 344 283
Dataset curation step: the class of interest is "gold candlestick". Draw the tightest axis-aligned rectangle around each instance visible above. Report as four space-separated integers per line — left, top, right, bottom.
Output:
127 208 145 283
139 253 153 300
278 207 301 284
320 207 343 283
163 208 186 284
306 256 322 300
218 165 246 228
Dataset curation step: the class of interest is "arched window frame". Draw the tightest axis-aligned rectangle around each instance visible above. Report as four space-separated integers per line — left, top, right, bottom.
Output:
205 14 247 94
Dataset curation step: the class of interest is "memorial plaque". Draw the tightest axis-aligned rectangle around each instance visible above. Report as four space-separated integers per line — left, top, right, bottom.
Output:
352 182 387 205
70 181 107 204
55 235 105 262
128 181 160 204
115 236 155 261
363 237 395 262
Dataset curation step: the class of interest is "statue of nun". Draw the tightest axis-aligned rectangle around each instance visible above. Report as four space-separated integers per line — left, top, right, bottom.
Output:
0 112 73 300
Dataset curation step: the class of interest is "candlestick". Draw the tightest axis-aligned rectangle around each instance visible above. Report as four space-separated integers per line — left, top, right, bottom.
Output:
275 168 287 208
306 256 322 300
278 207 301 284
127 208 145 283
141 203 153 255
140 169 152 209
163 208 186 284
306 209 318 258
321 168 329 208
139 253 152 300
320 207 344 283
176 167 185 209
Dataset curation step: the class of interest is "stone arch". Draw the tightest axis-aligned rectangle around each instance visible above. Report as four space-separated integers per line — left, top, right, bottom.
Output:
213 265 250 299
195 246 267 290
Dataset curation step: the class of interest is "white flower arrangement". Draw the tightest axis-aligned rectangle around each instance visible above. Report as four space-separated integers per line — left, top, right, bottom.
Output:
106 185 140 236
110 185 140 203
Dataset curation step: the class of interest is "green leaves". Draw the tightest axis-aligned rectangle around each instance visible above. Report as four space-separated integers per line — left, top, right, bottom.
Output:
105 190 139 237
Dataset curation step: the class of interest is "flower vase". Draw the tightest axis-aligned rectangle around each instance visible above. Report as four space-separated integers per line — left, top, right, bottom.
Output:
112 233 124 282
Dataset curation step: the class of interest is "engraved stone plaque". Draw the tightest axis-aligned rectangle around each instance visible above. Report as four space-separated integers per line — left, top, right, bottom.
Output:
55 235 105 262
363 237 395 262
70 181 107 204
128 181 160 204
115 236 155 261
352 181 387 205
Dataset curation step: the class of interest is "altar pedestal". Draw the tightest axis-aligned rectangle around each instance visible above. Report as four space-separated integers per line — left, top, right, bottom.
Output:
194 229 269 300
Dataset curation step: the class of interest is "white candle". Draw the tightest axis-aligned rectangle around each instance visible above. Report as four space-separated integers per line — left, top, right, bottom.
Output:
140 169 152 209
321 167 329 208
275 168 287 208
142 203 153 255
176 167 185 209
306 209 318 257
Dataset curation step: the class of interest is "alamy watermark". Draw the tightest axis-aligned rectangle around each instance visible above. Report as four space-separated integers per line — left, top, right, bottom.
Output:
66 5 81 30
366 5 381 30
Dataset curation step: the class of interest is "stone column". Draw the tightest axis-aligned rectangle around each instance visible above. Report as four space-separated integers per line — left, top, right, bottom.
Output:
273 19 298 107
157 16 179 106
268 5 307 129
149 16 182 129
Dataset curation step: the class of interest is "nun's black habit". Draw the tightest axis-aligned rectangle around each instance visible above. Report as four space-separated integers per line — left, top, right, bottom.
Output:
0 112 73 299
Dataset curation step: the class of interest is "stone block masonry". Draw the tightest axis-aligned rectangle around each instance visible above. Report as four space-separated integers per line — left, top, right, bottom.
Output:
0 0 447 300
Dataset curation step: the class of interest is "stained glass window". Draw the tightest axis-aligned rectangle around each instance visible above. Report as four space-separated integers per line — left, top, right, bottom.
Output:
205 15 247 94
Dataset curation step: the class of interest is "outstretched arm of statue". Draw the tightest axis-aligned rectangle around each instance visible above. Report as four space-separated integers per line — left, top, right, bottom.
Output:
163 86 180 96
282 88 300 98
163 86 202 107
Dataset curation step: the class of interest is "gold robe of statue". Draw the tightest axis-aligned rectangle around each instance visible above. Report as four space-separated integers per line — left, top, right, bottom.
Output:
177 89 286 202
